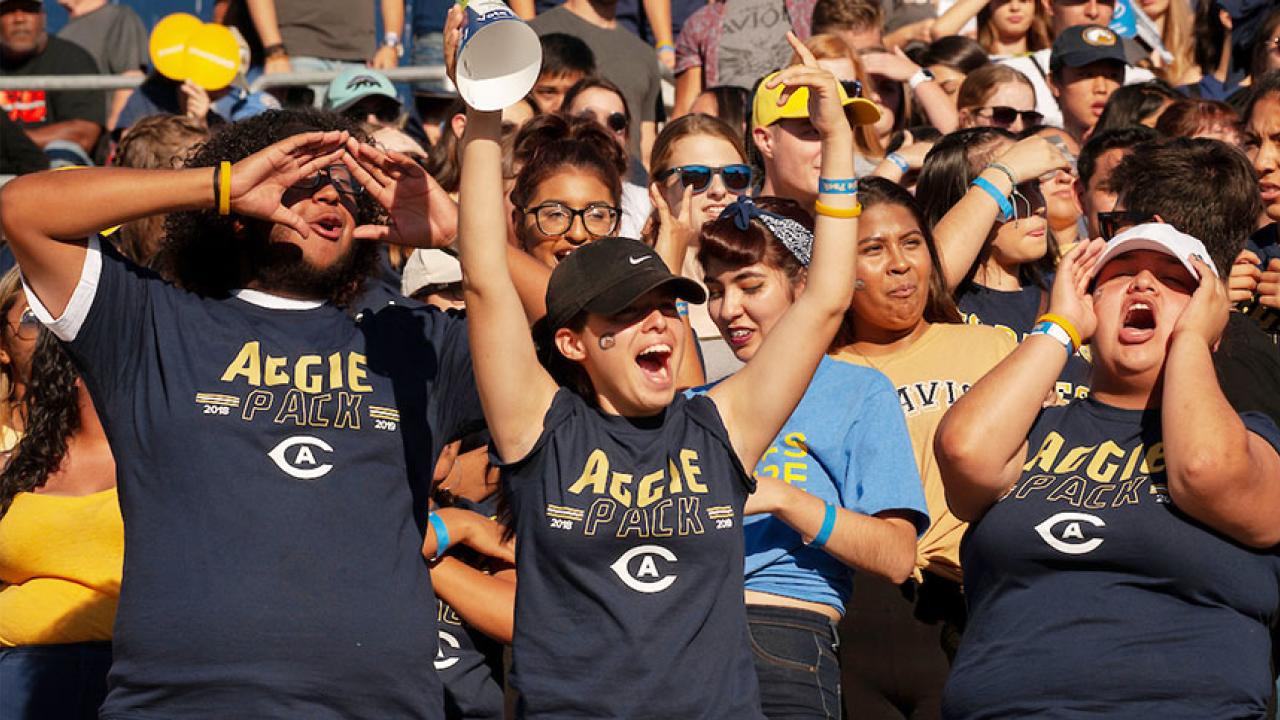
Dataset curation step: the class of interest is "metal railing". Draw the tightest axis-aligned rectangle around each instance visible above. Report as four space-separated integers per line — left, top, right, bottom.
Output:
0 65 449 93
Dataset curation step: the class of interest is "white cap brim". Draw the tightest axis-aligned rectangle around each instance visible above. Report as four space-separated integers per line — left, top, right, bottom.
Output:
1094 222 1218 282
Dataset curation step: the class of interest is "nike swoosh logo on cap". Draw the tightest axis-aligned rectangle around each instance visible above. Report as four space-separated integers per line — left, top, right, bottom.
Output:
629 256 649 265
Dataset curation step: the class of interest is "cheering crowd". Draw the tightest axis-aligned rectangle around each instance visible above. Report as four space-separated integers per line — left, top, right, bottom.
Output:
3 0 1280 718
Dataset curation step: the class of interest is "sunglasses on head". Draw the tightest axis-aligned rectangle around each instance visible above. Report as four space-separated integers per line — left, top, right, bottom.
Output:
1097 210 1154 240
839 80 863 98
974 106 1044 127
656 164 753 193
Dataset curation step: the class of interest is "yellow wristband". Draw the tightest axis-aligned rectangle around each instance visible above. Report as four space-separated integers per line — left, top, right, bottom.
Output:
218 160 232 216
813 199 862 219
1037 313 1081 353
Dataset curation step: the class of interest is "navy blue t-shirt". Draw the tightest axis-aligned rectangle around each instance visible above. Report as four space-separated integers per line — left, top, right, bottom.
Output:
34 242 482 719
956 282 1091 399
944 398 1280 719
435 496 506 720
500 389 765 719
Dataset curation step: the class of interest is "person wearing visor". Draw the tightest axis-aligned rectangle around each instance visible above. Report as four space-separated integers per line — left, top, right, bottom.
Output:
936 225 1280 718
750 65 880 208
449 2 862 712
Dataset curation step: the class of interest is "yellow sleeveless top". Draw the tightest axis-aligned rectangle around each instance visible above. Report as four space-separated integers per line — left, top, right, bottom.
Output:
0 487 123 646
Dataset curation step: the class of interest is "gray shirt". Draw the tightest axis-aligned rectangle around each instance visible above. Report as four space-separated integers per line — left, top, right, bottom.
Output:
57 4 148 75
530 7 661 160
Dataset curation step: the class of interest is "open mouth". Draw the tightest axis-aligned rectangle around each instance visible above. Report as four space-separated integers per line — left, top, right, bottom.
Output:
635 343 673 386
309 215 343 240
1120 301 1156 343
726 327 754 349
553 246 580 264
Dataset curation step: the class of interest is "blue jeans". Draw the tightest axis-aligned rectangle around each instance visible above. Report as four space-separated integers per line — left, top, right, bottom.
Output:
748 604 843 720
0 642 112 720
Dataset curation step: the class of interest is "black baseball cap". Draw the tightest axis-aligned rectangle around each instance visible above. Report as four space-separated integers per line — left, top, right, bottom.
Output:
544 237 706 331
1050 25 1128 73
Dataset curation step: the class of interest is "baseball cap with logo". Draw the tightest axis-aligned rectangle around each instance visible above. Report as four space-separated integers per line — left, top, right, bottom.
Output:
325 67 402 113
1050 24 1128 74
752 71 881 129
544 237 706 331
1093 222 1219 283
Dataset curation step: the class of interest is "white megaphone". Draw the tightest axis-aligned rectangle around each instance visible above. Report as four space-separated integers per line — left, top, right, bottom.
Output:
454 0 543 112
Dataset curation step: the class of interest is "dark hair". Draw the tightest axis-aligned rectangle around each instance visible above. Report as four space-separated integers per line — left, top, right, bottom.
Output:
0 330 82 518
920 35 991 74
1245 70 1280 123
1109 137 1263 274
1154 98 1242 139
1091 80 1180 134
155 108 384 307
916 126 1056 287
1252 8 1280 79
1077 125 1159 189
916 126 1015 228
509 114 626 210
695 197 814 284
539 32 596 78
424 97 467 193
561 76 631 133
1194 0 1233 78
860 177 961 324
703 85 751 137
812 0 883 33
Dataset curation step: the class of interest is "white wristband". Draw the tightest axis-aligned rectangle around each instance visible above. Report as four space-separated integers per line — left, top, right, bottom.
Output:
908 68 934 90
1030 320 1073 357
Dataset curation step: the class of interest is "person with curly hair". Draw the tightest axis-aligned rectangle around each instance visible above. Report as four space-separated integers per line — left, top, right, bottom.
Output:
0 328 118 720
0 107 512 719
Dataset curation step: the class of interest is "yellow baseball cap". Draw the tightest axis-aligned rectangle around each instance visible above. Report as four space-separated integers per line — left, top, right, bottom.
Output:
752 71 881 128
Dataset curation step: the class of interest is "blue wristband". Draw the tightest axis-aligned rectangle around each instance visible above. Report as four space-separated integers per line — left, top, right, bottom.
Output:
428 512 451 559
1030 320 1073 358
886 153 910 173
818 177 858 194
808 502 838 549
971 176 1013 221
675 300 689 317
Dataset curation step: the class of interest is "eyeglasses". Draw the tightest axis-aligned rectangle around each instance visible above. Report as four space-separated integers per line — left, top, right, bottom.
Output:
579 110 628 133
294 165 363 198
973 106 1044 128
1098 210 1154 240
523 201 620 237
657 164 753 193
7 307 38 339
839 79 864 98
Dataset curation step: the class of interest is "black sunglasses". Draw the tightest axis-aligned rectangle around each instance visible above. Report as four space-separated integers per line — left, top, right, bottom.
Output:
1098 210 1154 240
657 164 753 193
839 79 863 98
974 106 1044 127
580 110 628 133
294 165 363 198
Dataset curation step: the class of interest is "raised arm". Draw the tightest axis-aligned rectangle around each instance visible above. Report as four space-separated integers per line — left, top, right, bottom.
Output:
930 0 986 39
1162 258 1280 548
932 134 1069 291
0 131 348 317
447 7 559 463
935 239 1104 521
709 34 857 472
649 183 706 388
860 49 959 134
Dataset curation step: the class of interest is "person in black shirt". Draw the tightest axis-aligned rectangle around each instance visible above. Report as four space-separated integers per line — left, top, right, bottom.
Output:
0 109 493 719
446 8 861 716
936 225 1280 718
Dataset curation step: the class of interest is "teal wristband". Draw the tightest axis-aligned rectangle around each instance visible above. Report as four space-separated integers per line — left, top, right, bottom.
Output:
808 502 838 549
428 512 451 559
818 177 858 194
971 176 1013 221
1030 320 1073 358
886 153 910 173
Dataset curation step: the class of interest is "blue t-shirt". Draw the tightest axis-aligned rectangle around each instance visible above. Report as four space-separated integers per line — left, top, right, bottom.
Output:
499 389 764 720
34 241 482 719
732 357 928 612
956 282 1091 400
944 398 1280 719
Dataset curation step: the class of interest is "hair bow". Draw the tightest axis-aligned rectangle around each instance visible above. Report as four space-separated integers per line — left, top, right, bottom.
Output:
717 197 814 266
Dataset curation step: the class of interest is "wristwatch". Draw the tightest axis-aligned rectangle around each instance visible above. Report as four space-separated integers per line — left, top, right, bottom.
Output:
907 67 935 90
382 32 404 58
263 43 287 59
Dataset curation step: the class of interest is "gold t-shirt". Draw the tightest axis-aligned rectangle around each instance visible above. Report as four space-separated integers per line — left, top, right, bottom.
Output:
834 323 1016 582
